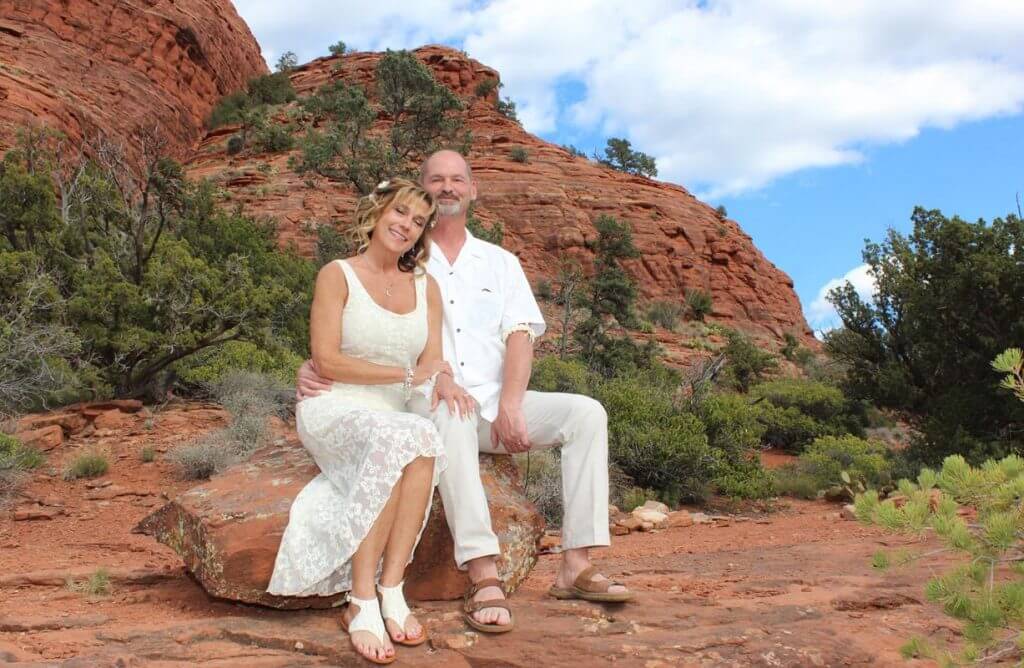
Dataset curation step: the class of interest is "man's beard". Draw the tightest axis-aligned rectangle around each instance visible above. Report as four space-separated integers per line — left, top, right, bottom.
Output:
437 200 464 217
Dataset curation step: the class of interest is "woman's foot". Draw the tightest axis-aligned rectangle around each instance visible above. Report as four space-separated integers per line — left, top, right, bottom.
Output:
342 599 395 664
383 613 424 644
377 581 427 646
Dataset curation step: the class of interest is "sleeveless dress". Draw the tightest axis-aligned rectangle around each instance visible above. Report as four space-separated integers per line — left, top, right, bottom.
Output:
267 259 448 597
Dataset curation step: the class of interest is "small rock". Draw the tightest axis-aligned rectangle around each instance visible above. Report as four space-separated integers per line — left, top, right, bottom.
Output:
92 409 135 431
294 641 304 651
85 485 153 501
691 512 712 524
641 499 670 514
86 479 113 489
840 504 857 521
617 516 643 532
539 535 561 551
13 506 65 521
667 510 693 528
631 507 668 525
13 425 63 452
431 632 477 650
608 504 620 516
16 412 88 436
611 524 630 536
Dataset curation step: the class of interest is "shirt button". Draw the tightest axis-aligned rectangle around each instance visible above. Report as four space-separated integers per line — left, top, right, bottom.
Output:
456 328 461 333
449 300 454 304
460 362 464 366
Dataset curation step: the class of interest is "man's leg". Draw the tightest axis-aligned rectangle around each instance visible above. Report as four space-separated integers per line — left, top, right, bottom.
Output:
481 391 626 595
408 396 510 627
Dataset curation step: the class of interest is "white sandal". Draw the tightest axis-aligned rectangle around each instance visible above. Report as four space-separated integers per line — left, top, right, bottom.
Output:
377 581 428 646
340 593 395 665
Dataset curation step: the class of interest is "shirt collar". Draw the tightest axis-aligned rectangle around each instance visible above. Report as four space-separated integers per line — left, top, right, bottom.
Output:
429 227 486 269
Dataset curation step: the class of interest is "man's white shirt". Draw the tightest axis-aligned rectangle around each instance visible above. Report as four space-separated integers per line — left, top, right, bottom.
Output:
420 229 545 422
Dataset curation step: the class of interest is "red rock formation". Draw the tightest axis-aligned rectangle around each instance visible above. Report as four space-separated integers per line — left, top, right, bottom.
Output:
186 46 811 340
136 436 543 608
0 0 266 159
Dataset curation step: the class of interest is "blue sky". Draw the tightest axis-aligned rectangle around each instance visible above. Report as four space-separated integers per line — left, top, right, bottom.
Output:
232 0 1024 331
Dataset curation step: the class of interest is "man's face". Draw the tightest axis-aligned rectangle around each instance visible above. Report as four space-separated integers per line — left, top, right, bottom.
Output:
421 151 476 218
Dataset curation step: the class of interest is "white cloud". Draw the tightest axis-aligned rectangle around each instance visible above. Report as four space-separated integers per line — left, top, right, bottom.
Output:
233 0 1024 197
806 263 877 334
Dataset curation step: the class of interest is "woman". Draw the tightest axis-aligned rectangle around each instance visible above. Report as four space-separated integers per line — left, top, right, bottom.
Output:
268 178 450 665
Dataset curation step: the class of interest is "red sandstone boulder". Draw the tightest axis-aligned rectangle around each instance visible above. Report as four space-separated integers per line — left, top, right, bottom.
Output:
136 434 544 609
13 425 63 452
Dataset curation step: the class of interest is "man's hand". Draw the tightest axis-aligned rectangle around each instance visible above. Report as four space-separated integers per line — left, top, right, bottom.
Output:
431 374 476 419
296 359 333 401
490 402 530 453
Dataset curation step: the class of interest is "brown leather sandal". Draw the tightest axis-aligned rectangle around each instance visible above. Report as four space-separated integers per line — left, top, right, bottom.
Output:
548 566 634 603
463 577 515 634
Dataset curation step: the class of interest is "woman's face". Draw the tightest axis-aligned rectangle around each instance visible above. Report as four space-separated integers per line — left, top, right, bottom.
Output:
371 196 431 256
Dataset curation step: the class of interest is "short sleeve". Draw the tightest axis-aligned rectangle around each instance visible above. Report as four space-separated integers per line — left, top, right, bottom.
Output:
501 255 546 339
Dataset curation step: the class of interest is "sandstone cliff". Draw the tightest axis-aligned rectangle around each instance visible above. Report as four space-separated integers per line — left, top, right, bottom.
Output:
186 46 811 340
0 0 266 158
0 3 809 340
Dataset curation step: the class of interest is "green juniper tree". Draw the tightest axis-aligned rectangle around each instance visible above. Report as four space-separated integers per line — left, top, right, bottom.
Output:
0 126 313 399
597 138 657 178
826 207 1024 464
294 49 465 195
575 215 659 376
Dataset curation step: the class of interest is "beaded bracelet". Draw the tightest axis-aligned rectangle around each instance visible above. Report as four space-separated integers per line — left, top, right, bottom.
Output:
402 364 415 401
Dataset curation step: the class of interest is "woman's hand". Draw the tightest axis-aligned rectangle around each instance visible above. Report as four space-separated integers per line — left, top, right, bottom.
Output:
412 359 452 386
432 373 476 419
296 359 333 401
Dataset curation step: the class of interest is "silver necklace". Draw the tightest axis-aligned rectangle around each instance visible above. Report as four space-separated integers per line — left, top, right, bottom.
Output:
360 256 396 298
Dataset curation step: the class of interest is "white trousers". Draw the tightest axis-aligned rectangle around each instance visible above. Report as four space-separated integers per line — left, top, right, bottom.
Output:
409 391 611 568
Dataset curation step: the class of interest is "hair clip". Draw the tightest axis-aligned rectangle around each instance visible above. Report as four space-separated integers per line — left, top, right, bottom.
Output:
376 180 390 191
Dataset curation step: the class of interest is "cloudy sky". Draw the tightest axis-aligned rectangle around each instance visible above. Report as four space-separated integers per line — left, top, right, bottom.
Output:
233 0 1024 332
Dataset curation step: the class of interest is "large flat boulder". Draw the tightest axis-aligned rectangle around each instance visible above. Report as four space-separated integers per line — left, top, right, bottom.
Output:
136 434 544 609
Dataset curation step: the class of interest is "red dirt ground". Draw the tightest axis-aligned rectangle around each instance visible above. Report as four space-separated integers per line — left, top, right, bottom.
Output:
0 404 971 666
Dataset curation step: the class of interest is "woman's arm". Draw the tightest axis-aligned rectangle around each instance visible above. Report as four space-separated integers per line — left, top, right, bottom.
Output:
310 262 406 385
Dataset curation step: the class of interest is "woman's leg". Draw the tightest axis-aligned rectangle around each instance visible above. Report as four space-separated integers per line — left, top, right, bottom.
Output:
344 474 404 662
379 455 436 641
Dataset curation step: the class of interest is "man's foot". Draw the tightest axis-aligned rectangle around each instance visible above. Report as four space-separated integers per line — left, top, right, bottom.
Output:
342 601 395 664
550 562 633 602
554 562 629 596
462 577 514 633
470 582 511 627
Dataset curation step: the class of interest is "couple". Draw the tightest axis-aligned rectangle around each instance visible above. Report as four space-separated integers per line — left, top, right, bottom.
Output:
267 150 632 664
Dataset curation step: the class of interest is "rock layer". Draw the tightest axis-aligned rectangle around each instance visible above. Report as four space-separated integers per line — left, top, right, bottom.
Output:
136 434 543 608
0 0 266 158
187 45 811 340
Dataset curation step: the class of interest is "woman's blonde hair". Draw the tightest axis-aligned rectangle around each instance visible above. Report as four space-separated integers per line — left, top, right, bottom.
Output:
349 178 438 273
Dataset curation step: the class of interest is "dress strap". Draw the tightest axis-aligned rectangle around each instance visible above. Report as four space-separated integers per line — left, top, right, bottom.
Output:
335 259 366 302
414 271 427 310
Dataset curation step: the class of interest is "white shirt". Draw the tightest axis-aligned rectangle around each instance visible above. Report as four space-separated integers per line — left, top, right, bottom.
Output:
422 230 546 421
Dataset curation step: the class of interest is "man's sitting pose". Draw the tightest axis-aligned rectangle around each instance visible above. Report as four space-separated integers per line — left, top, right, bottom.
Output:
298 149 632 634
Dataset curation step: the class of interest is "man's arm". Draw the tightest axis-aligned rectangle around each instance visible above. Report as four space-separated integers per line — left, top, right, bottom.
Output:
491 330 533 452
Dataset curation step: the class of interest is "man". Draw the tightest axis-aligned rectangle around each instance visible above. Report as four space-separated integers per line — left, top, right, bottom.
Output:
297 149 631 632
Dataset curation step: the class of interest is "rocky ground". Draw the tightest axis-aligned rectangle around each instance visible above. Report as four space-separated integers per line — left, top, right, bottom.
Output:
1 402 963 666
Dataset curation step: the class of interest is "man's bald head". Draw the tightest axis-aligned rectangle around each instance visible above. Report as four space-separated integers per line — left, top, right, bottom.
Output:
419 149 472 184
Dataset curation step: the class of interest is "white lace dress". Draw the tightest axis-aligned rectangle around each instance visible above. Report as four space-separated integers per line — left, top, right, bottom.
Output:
267 259 447 597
